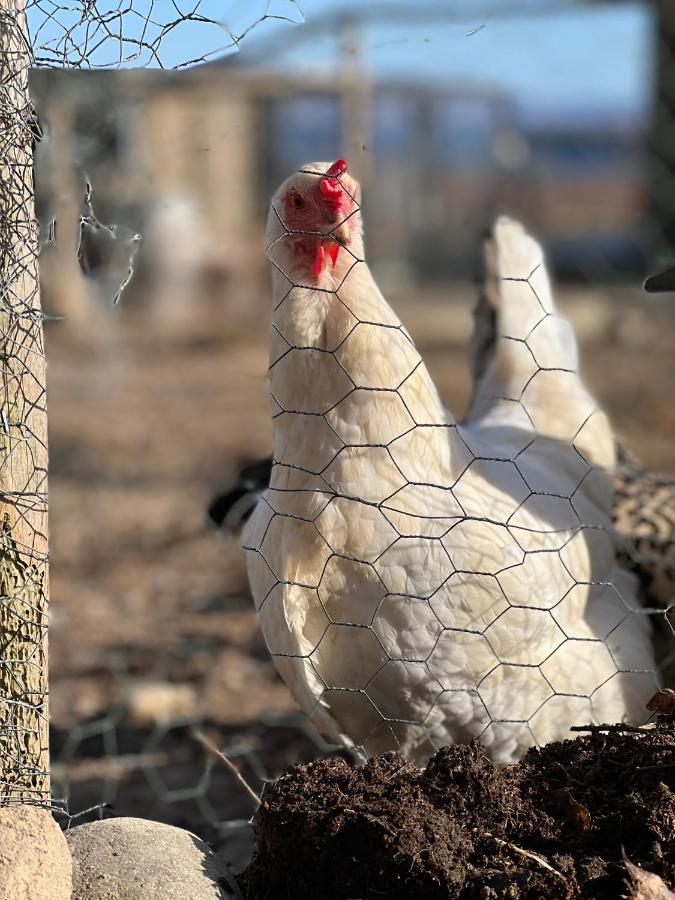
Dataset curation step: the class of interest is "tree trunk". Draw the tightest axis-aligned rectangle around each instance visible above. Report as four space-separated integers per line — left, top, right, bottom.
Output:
0 0 49 803
648 0 675 265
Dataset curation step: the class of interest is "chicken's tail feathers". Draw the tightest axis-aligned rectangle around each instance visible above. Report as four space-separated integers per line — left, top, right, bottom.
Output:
468 216 565 418
467 217 616 471
207 457 272 533
468 277 497 388
468 217 533 390
480 215 556 336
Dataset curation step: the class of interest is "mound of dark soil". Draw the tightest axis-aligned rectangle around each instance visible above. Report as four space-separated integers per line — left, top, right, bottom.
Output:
241 711 675 899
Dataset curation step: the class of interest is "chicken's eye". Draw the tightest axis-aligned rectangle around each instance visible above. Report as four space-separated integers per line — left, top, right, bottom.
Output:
290 193 304 209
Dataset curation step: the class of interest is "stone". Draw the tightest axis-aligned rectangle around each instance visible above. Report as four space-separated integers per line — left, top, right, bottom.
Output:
66 816 242 899
0 805 72 900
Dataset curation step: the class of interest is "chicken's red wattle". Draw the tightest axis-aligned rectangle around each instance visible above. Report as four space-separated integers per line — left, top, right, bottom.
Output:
312 244 325 278
312 240 341 278
328 242 341 269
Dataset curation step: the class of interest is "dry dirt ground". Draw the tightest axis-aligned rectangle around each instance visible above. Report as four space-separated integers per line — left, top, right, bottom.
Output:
45 284 675 868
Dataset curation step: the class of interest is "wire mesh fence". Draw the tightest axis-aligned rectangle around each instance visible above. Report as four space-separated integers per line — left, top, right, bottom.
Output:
28 1 305 69
0 0 672 878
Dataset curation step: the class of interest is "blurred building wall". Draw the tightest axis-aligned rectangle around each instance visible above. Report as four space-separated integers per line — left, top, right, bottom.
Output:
30 61 649 334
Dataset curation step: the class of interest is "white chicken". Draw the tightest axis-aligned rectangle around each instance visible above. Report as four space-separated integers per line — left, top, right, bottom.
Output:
242 160 657 765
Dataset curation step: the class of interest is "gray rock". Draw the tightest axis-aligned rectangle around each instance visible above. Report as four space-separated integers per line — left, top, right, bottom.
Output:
66 816 242 899
0 805 72 900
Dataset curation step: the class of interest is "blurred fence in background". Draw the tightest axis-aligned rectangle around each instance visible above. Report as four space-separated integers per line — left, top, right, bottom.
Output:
8 0 674 869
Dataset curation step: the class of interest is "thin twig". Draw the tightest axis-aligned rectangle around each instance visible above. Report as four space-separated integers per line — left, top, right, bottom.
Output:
570 723 653 734
191 729 261 807
478 830 568 882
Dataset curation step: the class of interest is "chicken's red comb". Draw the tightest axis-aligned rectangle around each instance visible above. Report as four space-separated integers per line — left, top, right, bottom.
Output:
319 159 348 208
326 159 347 178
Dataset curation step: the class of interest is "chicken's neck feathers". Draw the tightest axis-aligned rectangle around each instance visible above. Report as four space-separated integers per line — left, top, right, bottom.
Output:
269 260 458 490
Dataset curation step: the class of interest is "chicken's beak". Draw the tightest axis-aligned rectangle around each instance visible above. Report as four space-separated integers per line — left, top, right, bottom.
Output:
324 219 351 270
331 219 351 246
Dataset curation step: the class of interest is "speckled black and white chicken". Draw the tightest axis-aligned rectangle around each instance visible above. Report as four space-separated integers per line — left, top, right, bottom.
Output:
238 160 658 764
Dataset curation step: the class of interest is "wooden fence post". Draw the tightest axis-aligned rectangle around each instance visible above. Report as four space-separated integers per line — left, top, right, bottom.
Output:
0 0 50 804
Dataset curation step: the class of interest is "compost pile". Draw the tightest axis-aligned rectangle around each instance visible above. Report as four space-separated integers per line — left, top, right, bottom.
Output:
242 698 675 899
